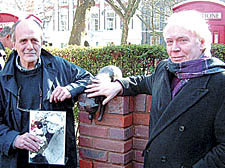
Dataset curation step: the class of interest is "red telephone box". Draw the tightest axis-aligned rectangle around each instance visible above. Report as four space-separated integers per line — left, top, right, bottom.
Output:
0 13 19 31
173 0 225 44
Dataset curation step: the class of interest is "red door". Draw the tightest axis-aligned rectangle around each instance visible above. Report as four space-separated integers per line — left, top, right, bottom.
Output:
210 25 225 44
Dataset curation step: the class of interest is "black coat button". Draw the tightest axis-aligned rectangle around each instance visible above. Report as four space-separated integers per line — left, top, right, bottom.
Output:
161 156 167 162
179 125 185 132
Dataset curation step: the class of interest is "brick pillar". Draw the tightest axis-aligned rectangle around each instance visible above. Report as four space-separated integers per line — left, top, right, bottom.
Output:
132 94 151 168
78 94 151 168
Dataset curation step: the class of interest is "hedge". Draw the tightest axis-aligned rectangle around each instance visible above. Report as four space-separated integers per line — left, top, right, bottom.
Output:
45 44 168 77
45 44 225 77
5 44 225 77
211 43 225 62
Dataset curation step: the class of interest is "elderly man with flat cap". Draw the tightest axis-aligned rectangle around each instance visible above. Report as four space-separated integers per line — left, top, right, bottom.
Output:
0 26 14 69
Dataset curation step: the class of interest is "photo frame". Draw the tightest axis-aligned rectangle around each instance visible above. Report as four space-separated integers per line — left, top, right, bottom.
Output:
29 110 66 165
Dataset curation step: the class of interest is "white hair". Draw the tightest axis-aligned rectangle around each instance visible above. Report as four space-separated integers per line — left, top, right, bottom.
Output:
163 10 212 56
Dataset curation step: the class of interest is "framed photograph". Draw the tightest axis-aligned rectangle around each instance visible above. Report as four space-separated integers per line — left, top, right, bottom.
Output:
29 110 66 165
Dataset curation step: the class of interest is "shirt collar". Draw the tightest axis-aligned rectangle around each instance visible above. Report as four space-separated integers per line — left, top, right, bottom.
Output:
16 55 42 72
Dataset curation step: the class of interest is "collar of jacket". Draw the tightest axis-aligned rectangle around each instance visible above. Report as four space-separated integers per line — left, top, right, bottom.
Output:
15 54 42 72
2 48 54 77
1 48 57 100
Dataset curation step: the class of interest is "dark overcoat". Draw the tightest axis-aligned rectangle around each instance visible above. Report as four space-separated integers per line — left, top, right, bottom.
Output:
0 49 92 168
119 59 225 168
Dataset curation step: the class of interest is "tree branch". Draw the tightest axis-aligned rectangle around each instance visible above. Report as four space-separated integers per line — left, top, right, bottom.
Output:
129 0 141 19
115 0 126 12
14 0 22 10
105 0 124 18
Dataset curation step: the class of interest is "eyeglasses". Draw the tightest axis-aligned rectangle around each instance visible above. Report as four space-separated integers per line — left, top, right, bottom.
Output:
17 85 43 112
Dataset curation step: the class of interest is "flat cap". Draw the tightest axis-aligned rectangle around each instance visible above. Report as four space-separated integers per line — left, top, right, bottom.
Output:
0 26 11 37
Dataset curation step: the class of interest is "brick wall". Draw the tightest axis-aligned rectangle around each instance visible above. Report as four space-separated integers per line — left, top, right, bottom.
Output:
78 94 151 168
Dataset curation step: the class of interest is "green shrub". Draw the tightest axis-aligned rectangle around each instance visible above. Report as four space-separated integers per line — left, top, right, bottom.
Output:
45 44 168 77
6 44 224 77
45 44 225 77
211 44 225 62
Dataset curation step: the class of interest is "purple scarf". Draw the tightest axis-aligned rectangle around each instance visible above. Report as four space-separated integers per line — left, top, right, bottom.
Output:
168 56 225 98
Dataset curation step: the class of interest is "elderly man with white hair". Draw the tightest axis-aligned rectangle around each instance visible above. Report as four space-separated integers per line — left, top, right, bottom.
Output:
86 10 225 167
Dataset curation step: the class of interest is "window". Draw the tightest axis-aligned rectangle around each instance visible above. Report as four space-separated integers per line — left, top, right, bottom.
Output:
141 7 150 31
150 35 160 45
142 32 150 44
142 33 161 45
130 18 133 29
106 11 115 30
90 13 99 31
59 12 68 31
153 13 160 30
214 32 219 43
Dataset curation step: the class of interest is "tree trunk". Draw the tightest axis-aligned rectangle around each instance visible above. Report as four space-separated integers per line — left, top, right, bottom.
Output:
121 19 129 45
69 0 95 45
69 2 87 45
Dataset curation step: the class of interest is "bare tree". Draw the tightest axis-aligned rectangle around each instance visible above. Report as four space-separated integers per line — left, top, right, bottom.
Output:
105 0 141 45
69 0 95 45
137 0 184 45
13 0 54 24
14 0 25 11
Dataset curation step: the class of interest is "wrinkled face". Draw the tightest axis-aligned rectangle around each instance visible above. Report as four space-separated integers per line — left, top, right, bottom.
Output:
165 25 204 63
14 21 42 69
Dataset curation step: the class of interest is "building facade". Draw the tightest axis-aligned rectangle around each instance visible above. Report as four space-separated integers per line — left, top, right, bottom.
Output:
3 0 225 48
0 0 179 48
44 0 143 48
47 0 174 48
